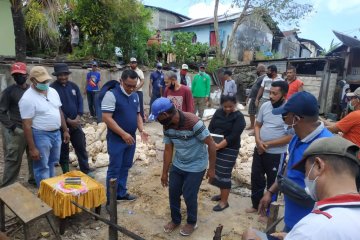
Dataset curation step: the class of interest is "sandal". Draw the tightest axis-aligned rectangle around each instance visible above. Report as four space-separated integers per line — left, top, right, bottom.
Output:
213 203 229 212
163 221 179 233
211 195 221 201
180 223 198 236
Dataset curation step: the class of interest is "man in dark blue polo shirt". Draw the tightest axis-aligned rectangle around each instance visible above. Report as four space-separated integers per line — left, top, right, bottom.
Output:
101 70 149 206
51 63 93 175
149 62 165 113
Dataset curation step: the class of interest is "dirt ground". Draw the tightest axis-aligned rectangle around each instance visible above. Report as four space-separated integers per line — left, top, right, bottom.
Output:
0 113 273 240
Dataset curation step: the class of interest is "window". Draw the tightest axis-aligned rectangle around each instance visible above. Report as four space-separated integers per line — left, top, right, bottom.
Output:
210 31 217 46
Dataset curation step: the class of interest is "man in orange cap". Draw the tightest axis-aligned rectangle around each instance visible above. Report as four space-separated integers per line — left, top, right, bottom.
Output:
0 62 35 187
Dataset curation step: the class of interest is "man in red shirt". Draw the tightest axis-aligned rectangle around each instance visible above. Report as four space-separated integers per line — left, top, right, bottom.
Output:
326 87 360 147
286 66 303 100
164 71 194 113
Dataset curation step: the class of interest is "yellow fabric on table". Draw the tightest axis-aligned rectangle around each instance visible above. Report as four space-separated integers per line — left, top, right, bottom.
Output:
38 170 106 218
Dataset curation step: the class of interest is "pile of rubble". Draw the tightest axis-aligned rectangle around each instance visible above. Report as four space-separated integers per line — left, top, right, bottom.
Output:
69 122 157 169
232 133 256 187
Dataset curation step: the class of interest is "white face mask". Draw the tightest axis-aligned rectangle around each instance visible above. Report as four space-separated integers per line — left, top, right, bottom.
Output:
304 162 319 201
120 85 132 97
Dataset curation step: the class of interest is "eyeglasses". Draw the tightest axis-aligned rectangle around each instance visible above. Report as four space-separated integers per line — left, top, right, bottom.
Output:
123 82 137 89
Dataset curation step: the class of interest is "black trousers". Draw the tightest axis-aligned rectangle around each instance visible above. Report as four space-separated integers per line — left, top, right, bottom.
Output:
137 91 144 122
251 147 286 209
60 127 90 173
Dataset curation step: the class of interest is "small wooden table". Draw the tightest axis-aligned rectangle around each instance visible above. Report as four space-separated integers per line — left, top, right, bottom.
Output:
38 171 107 234
0 183 60 240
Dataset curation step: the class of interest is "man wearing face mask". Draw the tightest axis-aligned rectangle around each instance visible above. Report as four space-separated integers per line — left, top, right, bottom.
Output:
255 65 284 108
149 97 216 236
246 81 292 215
192 64 211 118
50 63 94 176
246 64 267 131
244 136 360 240
149 62 165 113
101 70 148 207
258 91 333 232
19 66 70 187
0 62 35 187
163 71 194 113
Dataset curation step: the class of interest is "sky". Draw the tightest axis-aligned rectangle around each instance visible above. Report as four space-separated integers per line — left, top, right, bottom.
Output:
142 0 360 50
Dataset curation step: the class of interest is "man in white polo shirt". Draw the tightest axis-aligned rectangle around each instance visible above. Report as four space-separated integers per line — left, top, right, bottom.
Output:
19 66 70 187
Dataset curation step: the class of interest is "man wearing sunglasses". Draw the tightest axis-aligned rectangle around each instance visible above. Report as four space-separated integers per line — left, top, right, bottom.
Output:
19 66 70 187
0 62 35 187
258 91 333 232
101 70 148 207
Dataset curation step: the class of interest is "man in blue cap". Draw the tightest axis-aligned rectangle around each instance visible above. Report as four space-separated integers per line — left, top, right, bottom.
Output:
85 61 101 118
51 63 94 175
150 97 216 236
258 91 333 232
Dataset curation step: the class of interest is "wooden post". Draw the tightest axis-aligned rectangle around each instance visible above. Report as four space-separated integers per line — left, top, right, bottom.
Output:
0 200 5 232
213 224 223 240
109 178 118 240
266 202 280 234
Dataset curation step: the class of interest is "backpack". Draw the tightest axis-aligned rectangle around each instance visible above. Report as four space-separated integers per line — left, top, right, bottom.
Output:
98 80 119 104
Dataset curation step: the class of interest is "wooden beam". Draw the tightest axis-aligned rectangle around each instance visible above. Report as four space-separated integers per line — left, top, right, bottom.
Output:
109 178 118 240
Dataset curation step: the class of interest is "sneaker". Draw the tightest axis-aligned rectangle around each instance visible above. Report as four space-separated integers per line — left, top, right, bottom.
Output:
117 193 137 202
180 223 198 236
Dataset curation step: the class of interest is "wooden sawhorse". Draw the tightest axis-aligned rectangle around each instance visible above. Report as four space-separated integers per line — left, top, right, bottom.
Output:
0 183 60 240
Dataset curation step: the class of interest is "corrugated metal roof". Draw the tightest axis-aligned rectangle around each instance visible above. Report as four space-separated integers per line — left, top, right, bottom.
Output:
333 30 360 48
166 12 240 30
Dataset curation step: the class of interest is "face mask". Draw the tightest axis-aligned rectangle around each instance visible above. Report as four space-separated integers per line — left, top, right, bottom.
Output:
304 162 319 201
349 100 357 111
199 71 204 75
169 83 175 90
157 67 162 71
120 85 132 97
35 83 49 91
271 98 284 108
266 73 272 78
158 117 173 126
13 75 27 85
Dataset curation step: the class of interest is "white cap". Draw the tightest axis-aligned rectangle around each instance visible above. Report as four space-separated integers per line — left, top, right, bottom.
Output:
181 64 188 70
130 57 137 62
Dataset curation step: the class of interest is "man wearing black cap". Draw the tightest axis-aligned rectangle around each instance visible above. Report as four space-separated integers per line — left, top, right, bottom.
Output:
244 136 360 240
51 63 93 175
258 91 333 232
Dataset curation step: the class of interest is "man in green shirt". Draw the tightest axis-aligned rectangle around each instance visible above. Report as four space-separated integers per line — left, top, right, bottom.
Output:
191 65 211 118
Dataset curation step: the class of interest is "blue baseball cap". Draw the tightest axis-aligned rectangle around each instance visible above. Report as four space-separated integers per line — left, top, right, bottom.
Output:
272 91 319 116
149 97 174 121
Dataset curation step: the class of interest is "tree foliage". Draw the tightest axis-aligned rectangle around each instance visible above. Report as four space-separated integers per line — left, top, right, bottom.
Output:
214 0 314 64
170 32 210 64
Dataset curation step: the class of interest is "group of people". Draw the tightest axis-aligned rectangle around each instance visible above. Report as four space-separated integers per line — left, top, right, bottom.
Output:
1 59 359 239
0 62 96 188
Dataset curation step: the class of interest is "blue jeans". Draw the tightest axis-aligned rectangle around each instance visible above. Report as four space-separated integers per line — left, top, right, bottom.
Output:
169 166 205 225
106 137 136 202
32 129 61 187
87 91 96 117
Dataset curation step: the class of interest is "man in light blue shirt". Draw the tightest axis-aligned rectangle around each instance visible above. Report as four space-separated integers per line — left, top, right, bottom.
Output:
149 97 216 236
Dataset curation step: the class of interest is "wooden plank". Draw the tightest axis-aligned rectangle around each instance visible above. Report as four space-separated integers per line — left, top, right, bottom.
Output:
0 183 51 224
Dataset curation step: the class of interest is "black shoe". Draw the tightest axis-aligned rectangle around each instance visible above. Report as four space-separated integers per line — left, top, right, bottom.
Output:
213 203 229 212
27 179 37 186
211 195 221 201
117 193 137 202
